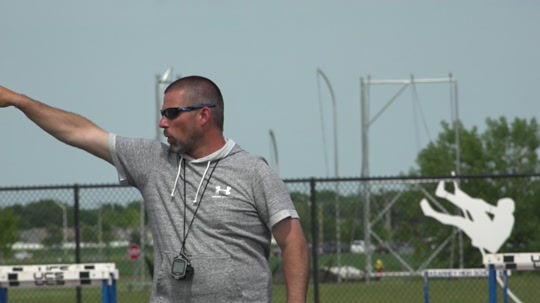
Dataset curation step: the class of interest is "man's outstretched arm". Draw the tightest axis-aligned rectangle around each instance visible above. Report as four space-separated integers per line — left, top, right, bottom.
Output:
273 218 309 303
0 86 112 163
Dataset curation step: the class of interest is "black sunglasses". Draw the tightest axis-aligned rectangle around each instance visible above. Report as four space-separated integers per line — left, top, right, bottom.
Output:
160 104 216 120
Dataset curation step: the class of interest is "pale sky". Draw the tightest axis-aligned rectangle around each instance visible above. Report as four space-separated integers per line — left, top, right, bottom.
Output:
1 0 539 186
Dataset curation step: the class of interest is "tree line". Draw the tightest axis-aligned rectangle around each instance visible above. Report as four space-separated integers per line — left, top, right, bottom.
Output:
0 200 143 258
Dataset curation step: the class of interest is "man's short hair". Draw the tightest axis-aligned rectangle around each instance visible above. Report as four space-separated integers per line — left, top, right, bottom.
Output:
165 76 225 130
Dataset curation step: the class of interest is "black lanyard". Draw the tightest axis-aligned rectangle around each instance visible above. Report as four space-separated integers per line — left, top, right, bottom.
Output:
179 159 219 255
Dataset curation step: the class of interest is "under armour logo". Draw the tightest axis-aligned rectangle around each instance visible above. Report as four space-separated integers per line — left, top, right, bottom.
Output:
215 186 231 196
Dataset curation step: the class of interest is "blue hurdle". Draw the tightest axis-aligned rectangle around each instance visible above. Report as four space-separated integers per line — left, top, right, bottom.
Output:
484 252 540 303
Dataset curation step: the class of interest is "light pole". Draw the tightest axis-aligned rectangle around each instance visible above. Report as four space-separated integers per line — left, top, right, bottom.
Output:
98 205 103 256
316 68 341 281
145 67 177 283
316 69 339 178
155 67 174 142
268 129 280 175
53 201 67 258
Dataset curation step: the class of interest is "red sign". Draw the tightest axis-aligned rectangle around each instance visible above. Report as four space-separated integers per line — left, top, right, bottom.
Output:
128 244 141 261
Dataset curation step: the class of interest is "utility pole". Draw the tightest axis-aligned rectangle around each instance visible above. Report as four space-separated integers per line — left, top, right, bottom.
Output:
53 201 68 258
316 68 341 282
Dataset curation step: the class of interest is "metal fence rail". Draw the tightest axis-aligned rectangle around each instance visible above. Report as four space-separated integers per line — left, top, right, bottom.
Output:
1 174 539 303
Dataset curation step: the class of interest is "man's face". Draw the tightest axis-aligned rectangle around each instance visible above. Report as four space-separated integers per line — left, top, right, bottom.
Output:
159 90 202 154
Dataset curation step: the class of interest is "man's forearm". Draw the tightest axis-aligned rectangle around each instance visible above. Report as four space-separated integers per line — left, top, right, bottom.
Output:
282 240 309 303
1 87 112 162
18 95 98 147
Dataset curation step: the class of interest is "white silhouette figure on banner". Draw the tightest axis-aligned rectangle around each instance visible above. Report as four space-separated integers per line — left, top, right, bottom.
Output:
420 178 515 253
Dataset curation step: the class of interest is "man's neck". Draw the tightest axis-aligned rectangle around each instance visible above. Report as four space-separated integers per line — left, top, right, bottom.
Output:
187 136 227 159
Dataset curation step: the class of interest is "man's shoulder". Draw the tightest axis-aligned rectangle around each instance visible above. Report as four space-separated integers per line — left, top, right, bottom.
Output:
116 135 161 149
114 135 170 158
228 145 270 165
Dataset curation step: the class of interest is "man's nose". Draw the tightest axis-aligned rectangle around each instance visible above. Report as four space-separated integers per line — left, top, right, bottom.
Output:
159 116 169 128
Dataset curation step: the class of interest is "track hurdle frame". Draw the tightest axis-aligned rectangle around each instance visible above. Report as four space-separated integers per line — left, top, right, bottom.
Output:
484 252 540 303
422 268 510 303
0 263 118 303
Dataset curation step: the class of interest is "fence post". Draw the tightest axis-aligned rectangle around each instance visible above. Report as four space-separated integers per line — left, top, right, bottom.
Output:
74 184 82 303
309 178 319 303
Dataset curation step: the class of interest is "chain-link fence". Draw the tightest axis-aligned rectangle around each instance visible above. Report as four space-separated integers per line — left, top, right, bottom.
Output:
1 174 539 303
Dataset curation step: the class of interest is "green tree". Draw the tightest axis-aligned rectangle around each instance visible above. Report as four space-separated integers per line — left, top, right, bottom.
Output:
101 203 140 229
81 223 98 243
43 224 63 248
414 117 540 175
482 117 540 174
8 199 67 230
80 208 98 227
0 209 20 259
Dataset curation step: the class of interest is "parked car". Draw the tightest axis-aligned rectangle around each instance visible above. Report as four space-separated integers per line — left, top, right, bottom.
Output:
393 242 415 255
321 241 350 254
308 243 324 255
374 241 415 255
350 240 375 254
15 251 33 260
376 243 391 254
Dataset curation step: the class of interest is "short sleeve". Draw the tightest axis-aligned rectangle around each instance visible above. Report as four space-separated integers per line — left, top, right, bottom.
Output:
251 158 299 230
109 134 163 188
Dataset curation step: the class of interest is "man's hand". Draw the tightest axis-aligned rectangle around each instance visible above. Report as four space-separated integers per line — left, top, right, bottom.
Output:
0 85 21 108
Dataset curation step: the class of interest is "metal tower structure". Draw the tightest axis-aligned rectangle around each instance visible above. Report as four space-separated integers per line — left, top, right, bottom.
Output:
360 74 460 281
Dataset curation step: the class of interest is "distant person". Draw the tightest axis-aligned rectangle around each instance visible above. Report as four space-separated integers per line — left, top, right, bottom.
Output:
375 259 384 280
0 76 309 303
420 178 515 253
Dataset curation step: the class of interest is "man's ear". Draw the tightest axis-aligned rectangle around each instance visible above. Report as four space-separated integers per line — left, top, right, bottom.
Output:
198 107 212 126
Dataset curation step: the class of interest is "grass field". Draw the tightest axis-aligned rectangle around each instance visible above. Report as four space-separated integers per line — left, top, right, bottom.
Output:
5 247 540 302
5 274 540 303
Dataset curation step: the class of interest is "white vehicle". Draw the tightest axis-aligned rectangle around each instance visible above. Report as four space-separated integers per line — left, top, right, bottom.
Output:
15 251 33 260
350 240 375 254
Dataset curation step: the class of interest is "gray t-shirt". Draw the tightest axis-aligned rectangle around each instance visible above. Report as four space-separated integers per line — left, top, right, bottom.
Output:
109 135 298 303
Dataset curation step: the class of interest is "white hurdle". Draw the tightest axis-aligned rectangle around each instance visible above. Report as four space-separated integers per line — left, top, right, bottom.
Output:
484 252 540 303
0 263 118 303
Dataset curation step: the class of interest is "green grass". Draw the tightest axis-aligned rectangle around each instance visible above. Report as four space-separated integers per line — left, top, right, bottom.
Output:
5 284 151 303
277 274 539 303
5 274 540 303
6 248 540 302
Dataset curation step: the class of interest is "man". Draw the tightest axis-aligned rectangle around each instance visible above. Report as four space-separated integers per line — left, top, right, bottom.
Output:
375 259 383 277
0 76 309 303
